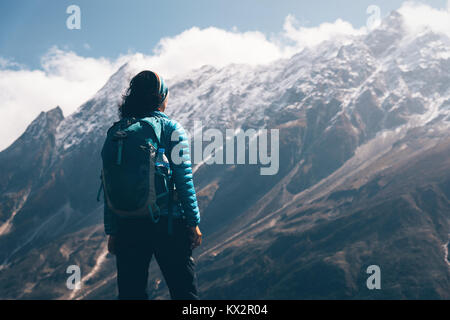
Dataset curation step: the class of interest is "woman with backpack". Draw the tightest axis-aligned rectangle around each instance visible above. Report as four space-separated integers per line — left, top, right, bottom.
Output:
100 70 202 300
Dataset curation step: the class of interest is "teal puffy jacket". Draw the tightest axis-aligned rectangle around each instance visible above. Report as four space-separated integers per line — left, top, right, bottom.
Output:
103 110 200 234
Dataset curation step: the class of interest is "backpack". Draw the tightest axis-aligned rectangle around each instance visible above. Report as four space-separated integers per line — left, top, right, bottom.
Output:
98 116 172 223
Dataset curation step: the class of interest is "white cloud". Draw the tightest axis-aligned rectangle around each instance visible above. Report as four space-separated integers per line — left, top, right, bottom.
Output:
119 26 286 80
0 57 23 69
398 1 450 36
0 48 123 151
154 27 285 74
282 14 365 52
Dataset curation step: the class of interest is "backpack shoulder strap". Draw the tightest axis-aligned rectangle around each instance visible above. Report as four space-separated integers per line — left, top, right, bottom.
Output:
139 117 162 147
106 121 120 135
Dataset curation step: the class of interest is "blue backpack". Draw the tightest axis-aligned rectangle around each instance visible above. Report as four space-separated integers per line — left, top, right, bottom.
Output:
98 116 172 224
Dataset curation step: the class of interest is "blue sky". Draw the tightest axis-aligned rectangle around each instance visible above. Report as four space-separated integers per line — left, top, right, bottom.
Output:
0 0 449 151
1 0 446 69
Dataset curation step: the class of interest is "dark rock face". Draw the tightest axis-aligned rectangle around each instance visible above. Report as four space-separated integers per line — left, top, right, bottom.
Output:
0 107 64 228
0 11 449 299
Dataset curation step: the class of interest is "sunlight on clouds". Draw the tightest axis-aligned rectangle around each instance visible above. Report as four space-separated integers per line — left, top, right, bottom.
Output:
152 27 284 76
282 14 365 51
123 26 285 80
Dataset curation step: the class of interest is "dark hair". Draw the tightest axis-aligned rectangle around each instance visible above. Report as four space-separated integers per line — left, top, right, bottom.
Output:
118 70 162 119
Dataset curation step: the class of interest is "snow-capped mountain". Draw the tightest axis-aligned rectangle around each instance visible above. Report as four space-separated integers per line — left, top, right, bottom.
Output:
0 11 449 299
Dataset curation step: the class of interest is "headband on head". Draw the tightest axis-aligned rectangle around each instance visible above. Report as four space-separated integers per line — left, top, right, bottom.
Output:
153 72 169 105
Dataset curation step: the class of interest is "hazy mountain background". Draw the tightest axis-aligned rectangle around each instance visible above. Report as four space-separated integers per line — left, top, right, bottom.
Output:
0 10 449 299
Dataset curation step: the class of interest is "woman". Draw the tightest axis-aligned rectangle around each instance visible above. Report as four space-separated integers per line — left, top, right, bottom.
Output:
103 70 202 300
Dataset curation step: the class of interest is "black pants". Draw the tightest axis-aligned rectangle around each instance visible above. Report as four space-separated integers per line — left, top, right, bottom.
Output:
115 216 199 300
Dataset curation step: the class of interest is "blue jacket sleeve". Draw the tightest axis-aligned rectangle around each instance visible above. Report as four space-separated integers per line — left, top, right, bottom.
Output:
166 120 201 227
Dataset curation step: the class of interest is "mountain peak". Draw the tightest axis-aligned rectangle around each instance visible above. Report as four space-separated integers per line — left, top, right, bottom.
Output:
383 10 404 29
19 106 64 144
363 10 406 57
46 106 64 122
